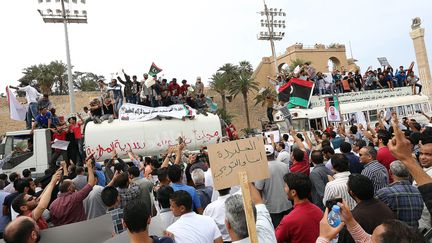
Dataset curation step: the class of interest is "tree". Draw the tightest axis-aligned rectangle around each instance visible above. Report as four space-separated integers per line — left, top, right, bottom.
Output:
289 58 310 72
209 72 229 110
19 61 68 95
216 108 235 125
238 60 253 76
254 87 277 107
218 63 238 86
229 69 259 129
49 61 67 94
19 64 56 94
73 71 103 92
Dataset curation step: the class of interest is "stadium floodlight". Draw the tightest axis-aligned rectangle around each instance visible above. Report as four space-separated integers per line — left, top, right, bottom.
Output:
257 0 286 74
37 0 88 113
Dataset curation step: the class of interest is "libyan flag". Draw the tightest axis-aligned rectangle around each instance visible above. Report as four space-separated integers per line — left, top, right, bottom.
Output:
148 62 163 76
278 78 314 108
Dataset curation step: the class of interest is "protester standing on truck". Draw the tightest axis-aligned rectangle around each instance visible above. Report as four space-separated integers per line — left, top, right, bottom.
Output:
8 85 41 130
68 114 85 165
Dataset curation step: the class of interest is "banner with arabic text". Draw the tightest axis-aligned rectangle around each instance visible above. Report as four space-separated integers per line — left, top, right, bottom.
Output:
118 103 196 122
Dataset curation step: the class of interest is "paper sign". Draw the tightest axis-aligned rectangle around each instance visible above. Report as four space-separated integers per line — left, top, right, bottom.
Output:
51 139 70 150
377 57 390 67
40 214 113 243
264 130 280 143
208 137 269 190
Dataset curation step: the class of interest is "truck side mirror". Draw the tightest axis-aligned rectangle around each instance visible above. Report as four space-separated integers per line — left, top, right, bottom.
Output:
0 143 4 155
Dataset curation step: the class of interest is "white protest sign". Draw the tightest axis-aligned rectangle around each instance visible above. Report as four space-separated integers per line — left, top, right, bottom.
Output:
377 57 390 67
208 137 269 190
51 139 70 151
264 130 280 143
355 111 367 128
118 104 196 122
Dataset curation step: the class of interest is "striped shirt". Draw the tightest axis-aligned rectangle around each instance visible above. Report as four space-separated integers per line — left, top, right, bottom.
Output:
323 171 357 210
361 160 389 194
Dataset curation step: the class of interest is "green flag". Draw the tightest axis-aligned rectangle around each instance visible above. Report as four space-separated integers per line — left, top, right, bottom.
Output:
148 62 162 76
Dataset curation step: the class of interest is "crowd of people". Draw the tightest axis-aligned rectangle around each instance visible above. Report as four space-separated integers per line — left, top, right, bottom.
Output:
92 72 208 119
269 63 423 96
0 99 432 243
2 65 432 243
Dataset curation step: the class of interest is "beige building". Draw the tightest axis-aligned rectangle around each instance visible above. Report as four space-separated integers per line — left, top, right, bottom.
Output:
253 43 358 87
409 17 432 97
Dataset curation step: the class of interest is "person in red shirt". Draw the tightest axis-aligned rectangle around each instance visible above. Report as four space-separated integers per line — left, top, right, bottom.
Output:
168 78 181 97
276 172 323 243
68 114 85 164
179 79 190 96
50 124 69 168
49 157 96 226
376 130 396 181
290 130 310 176
11 169 62 230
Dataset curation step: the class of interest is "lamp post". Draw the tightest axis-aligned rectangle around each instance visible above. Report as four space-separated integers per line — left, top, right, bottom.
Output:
37 0 88 113
258 1 286 76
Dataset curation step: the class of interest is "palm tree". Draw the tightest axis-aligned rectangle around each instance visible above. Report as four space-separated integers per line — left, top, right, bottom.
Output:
238 60 253 76
218 63 238 85
229 72 259 129
289 58 309 72
19 64 56 94
209 72 229 110
49 61 67 94
254 87 277 107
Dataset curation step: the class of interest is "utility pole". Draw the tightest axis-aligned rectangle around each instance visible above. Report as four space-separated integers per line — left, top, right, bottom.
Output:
37 0 88 113
258 1 286 76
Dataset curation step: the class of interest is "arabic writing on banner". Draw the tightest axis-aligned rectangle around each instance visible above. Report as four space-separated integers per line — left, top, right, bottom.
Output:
208 137 269 190
310 87 412 107
118 103 196 121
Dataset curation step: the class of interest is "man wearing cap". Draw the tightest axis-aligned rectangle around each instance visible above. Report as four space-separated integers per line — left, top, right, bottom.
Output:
255 144 292 228
9 84 42 130
195 76 204 95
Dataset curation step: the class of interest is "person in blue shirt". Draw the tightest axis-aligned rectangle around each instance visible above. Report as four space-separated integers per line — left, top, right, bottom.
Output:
168 164 203 214
395 71 407 88
31 107 52 131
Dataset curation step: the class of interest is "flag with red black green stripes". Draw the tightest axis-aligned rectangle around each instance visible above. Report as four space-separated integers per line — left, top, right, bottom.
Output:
278 78 314 108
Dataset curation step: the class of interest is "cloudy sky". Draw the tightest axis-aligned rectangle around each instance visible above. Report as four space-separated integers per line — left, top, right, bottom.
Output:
0 0 431 92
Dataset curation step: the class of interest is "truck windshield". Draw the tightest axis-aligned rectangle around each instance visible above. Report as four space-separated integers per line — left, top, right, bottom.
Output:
4 135 33 157
292 118 309 131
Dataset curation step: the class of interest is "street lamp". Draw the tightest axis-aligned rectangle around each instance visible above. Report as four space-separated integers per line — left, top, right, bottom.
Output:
37 0 87 113
258 1 286 75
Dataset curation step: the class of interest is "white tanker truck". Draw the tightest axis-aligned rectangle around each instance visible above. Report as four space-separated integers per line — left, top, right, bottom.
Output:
0 113 223 176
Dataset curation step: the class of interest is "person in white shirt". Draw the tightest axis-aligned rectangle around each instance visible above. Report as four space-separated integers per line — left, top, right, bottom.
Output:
156 185 177 230
225 184 277 243
9 85 41 129
203 188 231 242
165 190 223 243
323 154 357 210
270 134 290 165
83 175 105 219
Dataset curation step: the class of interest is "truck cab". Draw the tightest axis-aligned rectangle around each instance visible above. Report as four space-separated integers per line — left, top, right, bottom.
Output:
0 129 51 176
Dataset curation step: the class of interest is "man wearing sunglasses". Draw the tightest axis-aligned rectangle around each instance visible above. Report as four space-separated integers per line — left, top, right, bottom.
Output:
11 170 62 230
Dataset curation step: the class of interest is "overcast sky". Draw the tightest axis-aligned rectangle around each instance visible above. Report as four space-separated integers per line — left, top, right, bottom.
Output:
1 0 431 92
